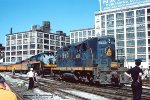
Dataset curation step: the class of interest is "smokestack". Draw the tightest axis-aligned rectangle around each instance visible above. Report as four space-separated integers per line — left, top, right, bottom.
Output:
10 27 12 34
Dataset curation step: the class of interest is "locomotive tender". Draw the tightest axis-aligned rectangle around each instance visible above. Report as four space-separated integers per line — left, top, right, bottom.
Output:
52 36 129 85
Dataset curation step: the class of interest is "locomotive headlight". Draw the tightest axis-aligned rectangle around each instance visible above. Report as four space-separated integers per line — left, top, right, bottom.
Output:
111 62 119 69
108 39 111 44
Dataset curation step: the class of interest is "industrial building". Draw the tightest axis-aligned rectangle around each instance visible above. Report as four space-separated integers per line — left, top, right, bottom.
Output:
5 21 70 64
95 0 150 68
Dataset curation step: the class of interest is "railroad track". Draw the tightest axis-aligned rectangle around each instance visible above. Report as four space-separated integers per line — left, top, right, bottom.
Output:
10 75 91 100
37 77 150 100
6 82 24 100
5 73 150 100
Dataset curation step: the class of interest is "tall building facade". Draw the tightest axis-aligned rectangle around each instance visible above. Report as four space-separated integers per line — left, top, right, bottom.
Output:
0 44 5 62
95 0 150 68
5 21 70 64
70 28 95 44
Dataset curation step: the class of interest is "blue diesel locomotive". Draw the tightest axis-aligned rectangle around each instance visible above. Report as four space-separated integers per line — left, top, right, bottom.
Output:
52 36 129 85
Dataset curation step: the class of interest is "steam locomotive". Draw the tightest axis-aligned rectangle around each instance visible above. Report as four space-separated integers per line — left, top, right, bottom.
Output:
52 36 129 85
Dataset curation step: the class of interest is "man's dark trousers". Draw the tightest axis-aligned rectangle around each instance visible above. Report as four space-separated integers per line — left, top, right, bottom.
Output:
131 81 142 100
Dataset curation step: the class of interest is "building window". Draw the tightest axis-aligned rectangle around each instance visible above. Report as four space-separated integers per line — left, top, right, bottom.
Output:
11 40 16 45
127 48 135 54
17 45 22 50
107 21 114 27
137 39 146 46
107 14 114 21
50 40 55 45
23 33 29 38
126 33 135 39
116 13 124 19
44 45 49 50
11 57 16 62
75 32 78 37
37 38 43 43
137 55 146 61
23 39 28 44
23 51 28 55
30 38 35 43
6 41 10 46
11 52 16 56
79 38 82 42
56 36 60 40
116 20 124 26
83 38 86 41
6 52 10 56
101 22 105 28
17 51 22 55
126 18 134 25
61 37 65 41
61 42 65 46
11 35 16 39
6 57 10 62
6 36 10 40
79 32 82 37
75 39 78 43
136 9 145 17
126 40 135 46
17 57 22 62
88 31 91 36
30 50 35 55
137 24 145 31
23 45 28 49
37 32 43 38
101 16 105 21
44 39 49 44
127 55 135 62
117 41 124 46
17 40 22 44
17 34 22 39
56 41 60 46
136 17 145 23
92 30 95 36
30 44 35 49
11 46 16 50
6 47 10 51
126 27 134 32
71 33 74 38
116 28 124 33
137 47 146 54
107 29 114 34
137 32 145 38
126 11 134 18
50 35 54 39
71 39 74 44
37 44 43 49
83 31 86 37
116 34 124 40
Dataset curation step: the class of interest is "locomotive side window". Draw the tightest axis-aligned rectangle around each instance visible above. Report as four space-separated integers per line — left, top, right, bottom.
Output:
98 40 107 44
81 43 87 51
75 45 81 52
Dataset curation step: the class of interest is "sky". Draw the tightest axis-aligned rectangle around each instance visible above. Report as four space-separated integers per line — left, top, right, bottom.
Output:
0 0 100 45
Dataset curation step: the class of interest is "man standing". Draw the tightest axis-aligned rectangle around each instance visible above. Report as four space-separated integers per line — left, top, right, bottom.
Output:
0 75 17 100
27 68 35 90
124 59 143 100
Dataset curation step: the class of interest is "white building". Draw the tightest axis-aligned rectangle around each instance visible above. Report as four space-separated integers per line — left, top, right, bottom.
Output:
70 28 95 44
5 21 70 64
95 0 150 68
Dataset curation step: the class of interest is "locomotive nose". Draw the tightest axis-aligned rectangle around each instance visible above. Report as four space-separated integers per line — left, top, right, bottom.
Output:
111 71 119 85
